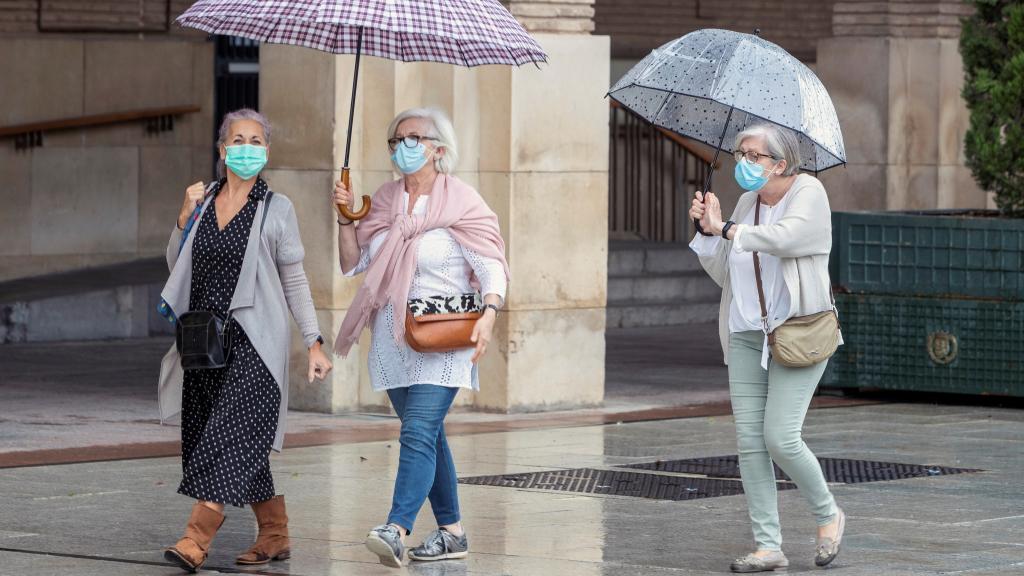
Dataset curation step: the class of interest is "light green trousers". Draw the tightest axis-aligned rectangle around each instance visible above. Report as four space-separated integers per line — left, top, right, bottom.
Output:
729 330 837 550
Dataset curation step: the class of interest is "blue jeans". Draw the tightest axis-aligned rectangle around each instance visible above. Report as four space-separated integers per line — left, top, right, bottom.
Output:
386 384 461 533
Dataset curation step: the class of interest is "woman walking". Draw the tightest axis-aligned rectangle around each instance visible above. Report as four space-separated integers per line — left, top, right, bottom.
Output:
689 123 847 572
333 107 509 568
158 109 332 572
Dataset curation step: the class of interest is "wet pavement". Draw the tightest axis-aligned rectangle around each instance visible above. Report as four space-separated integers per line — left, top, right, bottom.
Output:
1 402 1022 575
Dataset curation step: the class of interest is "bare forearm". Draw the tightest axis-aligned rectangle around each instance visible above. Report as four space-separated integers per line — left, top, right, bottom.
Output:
337 223 361 273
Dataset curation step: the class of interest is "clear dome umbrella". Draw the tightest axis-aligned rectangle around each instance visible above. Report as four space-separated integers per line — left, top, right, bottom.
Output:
607 29 846 233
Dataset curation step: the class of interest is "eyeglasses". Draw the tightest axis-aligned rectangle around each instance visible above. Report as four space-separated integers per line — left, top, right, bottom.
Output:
387 135 438 152
734 150 777 164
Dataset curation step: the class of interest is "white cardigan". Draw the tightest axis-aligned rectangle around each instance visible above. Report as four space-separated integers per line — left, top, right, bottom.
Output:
692 174 841 365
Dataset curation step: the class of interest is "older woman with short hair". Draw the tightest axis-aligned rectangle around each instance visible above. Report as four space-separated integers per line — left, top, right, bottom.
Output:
158 108 332 572
689 123 847 572
333 107 509 568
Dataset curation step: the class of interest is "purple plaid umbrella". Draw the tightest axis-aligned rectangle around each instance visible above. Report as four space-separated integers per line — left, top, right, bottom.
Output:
177 0 547 220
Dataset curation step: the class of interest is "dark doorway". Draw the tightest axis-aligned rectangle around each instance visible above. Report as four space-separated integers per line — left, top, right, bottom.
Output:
213 36 260 177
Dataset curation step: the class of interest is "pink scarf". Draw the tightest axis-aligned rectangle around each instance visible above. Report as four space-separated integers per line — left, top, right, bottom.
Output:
334 174 510 357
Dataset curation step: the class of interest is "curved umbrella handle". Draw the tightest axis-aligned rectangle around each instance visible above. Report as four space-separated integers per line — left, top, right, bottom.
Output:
336 167 371 221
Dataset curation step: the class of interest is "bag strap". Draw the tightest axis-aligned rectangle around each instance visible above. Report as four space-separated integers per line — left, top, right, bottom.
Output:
751 196 770 334
752 197 840 332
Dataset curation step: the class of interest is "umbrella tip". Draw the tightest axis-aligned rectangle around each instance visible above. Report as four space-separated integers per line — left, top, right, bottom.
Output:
753 28 762 36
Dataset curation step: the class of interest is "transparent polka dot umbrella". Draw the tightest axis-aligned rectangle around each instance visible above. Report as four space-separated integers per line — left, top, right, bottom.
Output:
608 28 846 180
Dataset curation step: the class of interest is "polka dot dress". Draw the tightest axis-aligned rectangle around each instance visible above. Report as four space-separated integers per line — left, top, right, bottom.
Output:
179 179 280 507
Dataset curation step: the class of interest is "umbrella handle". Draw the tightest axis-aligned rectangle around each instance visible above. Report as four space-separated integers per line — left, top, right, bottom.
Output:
336 167 371 221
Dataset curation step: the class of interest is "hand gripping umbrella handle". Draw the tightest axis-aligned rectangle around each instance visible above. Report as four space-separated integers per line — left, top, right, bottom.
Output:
336 168 371 221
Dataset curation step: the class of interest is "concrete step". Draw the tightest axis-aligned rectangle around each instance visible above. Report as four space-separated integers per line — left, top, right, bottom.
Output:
607 271 721 304
0 258 172 343
608 241 704 276
606 299 720 329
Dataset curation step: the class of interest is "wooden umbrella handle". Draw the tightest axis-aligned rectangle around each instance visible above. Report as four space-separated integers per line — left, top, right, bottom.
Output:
337 168 371 221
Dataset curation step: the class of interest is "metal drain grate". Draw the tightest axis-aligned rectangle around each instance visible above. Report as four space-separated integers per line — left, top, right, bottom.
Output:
458 468 795 501
622 456 982 484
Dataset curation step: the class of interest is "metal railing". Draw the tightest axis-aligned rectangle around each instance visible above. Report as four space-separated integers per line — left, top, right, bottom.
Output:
609 100 717 243
0 106 201 150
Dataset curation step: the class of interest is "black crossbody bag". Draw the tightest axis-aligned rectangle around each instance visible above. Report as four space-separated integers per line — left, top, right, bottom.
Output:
176 192 273 369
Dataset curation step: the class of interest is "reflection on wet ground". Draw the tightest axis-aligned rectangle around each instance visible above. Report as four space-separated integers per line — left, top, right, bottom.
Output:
1 403 1022 575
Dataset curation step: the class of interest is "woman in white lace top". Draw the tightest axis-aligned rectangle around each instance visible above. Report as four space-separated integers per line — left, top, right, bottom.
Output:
333 107 509 567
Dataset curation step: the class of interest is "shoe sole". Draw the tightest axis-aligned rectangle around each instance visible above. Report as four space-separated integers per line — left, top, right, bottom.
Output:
730 564 788 573
815 509 846 567
365 533 403 568
163 549 199 573
408 550 469 562
236 550 291 565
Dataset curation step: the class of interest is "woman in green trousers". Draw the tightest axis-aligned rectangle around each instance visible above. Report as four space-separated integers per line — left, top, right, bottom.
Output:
689 123 847 573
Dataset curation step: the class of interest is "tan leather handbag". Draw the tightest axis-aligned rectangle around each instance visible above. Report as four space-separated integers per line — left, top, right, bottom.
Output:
752 197 840 368
404 294 482 353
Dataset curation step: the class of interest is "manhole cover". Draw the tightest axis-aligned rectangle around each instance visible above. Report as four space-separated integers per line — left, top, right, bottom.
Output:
622 456 981 484
458 468 795 501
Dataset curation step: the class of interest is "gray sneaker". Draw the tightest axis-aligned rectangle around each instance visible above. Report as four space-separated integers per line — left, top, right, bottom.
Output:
365 524 404 568
408 528 468 562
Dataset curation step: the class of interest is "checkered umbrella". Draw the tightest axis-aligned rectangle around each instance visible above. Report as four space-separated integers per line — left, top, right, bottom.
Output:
177 0 547 219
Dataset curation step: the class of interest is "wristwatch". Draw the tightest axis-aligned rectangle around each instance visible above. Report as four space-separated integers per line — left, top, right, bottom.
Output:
721 220 737 239
482 304 500 317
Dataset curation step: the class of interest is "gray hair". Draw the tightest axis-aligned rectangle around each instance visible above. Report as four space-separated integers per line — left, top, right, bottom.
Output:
734 123 801 176
216 108 272 179
386 107 459 174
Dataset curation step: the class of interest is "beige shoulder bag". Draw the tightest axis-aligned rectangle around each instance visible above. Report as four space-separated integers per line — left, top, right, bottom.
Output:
751 197 840 368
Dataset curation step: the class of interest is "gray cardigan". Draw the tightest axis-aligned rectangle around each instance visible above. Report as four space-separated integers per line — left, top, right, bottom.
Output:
695 174 841 364
157 187 321 451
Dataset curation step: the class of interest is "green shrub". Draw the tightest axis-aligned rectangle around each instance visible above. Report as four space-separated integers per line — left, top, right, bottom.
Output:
960 0 1024 213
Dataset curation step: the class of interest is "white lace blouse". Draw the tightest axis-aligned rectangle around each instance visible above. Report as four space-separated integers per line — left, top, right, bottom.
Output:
344 192 508 391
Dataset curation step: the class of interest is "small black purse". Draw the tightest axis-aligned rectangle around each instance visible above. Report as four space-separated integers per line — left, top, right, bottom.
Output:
176 310 234 369
175 191 273 369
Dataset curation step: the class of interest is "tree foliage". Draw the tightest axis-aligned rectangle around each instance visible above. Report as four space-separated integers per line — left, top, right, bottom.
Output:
960 0 1024 213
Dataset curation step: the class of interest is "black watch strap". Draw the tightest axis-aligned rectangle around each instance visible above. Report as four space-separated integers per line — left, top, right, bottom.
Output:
721 220 736 239
482 303 500 317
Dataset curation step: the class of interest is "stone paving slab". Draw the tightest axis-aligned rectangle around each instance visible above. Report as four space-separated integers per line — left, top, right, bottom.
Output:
0 403 1021 575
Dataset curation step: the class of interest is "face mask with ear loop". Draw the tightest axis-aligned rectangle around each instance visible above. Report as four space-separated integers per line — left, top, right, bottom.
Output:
734 157 782 192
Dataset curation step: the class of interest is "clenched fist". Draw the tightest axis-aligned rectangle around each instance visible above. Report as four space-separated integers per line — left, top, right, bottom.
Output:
178 181 206 229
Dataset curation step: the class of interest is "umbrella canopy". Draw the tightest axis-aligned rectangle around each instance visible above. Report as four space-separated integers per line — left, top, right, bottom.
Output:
177 0 547 220
608 28 845 173
176 0 547 67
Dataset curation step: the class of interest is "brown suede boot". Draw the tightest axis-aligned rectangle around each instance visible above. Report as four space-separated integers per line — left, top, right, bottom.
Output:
236 495 291 565
164 502 225 573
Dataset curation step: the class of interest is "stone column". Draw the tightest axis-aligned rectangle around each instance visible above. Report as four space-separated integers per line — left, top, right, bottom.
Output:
816 0 988 211
262 2 610 414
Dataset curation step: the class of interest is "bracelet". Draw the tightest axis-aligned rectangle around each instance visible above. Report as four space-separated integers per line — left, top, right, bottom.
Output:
482 304 500 317
337 218 354 226
721 220 736 239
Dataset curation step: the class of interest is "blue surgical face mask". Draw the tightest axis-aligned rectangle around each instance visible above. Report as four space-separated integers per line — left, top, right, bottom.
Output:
391 142 430 175
224 144 267 180
734 157 776 192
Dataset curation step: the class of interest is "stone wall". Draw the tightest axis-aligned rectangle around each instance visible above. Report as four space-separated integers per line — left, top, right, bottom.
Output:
817 0 987 211
0 1 213 282
595 0 836 63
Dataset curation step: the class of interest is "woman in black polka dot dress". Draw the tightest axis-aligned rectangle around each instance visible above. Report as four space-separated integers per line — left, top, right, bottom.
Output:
179 178 278 507
159 109 332 572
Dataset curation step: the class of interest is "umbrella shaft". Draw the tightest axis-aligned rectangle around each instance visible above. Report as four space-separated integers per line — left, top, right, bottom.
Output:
342 26 364 170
